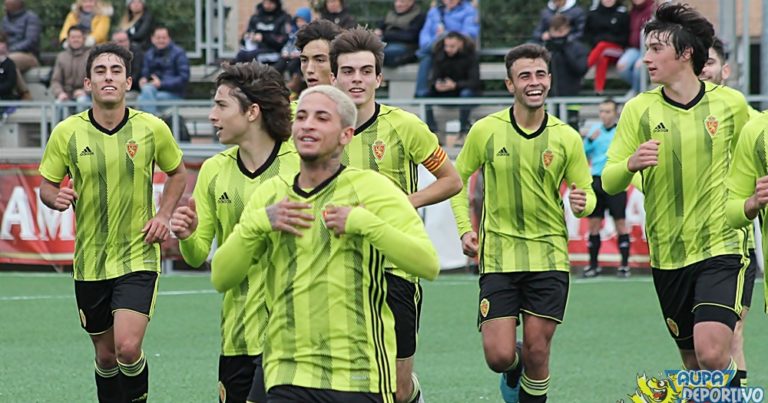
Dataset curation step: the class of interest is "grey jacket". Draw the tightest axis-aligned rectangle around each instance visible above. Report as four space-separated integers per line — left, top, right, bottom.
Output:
1 8 41 55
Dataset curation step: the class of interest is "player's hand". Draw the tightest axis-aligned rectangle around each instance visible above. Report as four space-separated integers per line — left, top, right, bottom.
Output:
461 231 479 258
746 176 768 212
323 205 354 236
52 180 78 211
142 213 171 244
170 197 198 240
627 140 660 172
569 183 587 215
265 197 314 236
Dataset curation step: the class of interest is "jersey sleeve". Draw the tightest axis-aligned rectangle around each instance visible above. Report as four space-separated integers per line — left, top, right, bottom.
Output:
39 125 70 183
345 173 440 280
449 120 488 236
726 120 764 229
210 183 274 292
603 99 641 195
729 90 750 154
179 160 217 267
152 117 184 173
565 132 596 218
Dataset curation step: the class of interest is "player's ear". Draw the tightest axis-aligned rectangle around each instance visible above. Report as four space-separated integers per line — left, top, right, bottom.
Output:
339 126 354 146
247 103 261 122
84 77 92 92
721 63 731 81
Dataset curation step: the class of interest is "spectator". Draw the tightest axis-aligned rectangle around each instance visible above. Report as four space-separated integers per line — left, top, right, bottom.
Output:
2 0 41 72
138 26 190 115
235 0 291 65
51 26 91 108
111 30 143 94
278 7 312 91
118 0 154 49
59 0 112 47
584 0 629 95
531 0 586 43
0 31 19 116
415 0 479 98
319 0 356 29
425 32 480 135
544 14 588 97
616 0 655 94
375 0 426 67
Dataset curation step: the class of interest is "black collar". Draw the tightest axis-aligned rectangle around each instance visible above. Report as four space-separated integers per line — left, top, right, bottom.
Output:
355 103 381 136
237 141 281 179
661 81 706 110
604 123 617 131
292 165 346 198
509 107 548 139
88 108 130 135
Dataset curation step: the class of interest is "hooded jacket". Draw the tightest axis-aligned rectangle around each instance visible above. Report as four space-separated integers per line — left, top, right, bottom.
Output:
244 1 292 53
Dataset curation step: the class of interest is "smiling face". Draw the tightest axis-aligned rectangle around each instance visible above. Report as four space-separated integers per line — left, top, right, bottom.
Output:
300 39 333 87
699 47 730 85
85 52 131 107
292 92 354 163
209 85 255 145
333 51 382 109
505 57 550 110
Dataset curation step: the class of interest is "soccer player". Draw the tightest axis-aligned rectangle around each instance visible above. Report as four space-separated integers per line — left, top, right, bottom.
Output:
581 98 631 278
603 3 749 382
329 27 463 403
297 19 342 88
169 62 298 403
210 84 440 403
700 37 759 387
450 43 595 403
39 43 187 402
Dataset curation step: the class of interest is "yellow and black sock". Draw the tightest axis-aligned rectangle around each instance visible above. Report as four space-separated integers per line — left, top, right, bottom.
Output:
588 234 601 268
737 370 748 387
95 361 121 403
618 234 630 266
504 352 522 388
118 351 149 402
520 372 549 403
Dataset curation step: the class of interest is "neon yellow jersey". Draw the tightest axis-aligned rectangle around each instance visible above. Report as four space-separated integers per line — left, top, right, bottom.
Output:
179 141 298 356
39 108 183 280
451 108 595 273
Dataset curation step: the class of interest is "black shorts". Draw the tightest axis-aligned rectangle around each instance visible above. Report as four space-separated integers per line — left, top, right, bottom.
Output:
652 254 746 349
385 272 422 359
267 385 393 403
219 355 265 403
742 249 758 309
74 270 159 335
588 176 627 219
477 271 569 329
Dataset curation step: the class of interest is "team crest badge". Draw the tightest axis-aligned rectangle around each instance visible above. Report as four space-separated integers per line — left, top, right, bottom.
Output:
542 150 554 168
372 140 386 161
666 318 679 337
79 309 87 328
705 115 719 137
480 298 490 318
126 140 138 159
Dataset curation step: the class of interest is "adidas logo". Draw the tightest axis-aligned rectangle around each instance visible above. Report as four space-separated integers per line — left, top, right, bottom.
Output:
496 147 510 157
217 192 232 204
652 122 669 133
80 146 94 156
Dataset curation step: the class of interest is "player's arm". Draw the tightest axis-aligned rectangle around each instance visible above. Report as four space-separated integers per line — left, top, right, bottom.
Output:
39 126 76 211
449 123 486 257
565 134 596 218
602 101 648 194
144 120 188 243
175 165 216 268
726 120 763 227
410 146 462 208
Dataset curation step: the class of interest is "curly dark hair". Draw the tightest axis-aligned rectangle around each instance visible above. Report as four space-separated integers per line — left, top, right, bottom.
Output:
504 43 551 79
644 3 715 76
295 19 342 51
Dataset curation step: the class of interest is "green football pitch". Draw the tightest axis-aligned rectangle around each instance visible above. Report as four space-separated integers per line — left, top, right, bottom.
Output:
1 271 765 402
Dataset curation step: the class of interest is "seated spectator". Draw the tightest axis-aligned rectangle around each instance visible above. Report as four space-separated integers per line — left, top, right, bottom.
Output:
118 0 154 49
415 0 479 98
544 14 588 97
375 0 425 67
2 0 41 72
584 0 629 94
59 0 112 47
51 26 91 109
138 26 190 115
616 0 654 94
235 0 291 65
111 30 143 94
319 0 356 29
277 7 312 87
424 32 479 135
0 31 20 116
531 0 586 43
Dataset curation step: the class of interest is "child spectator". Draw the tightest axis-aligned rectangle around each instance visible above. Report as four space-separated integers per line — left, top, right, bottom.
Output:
532 0 586 43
